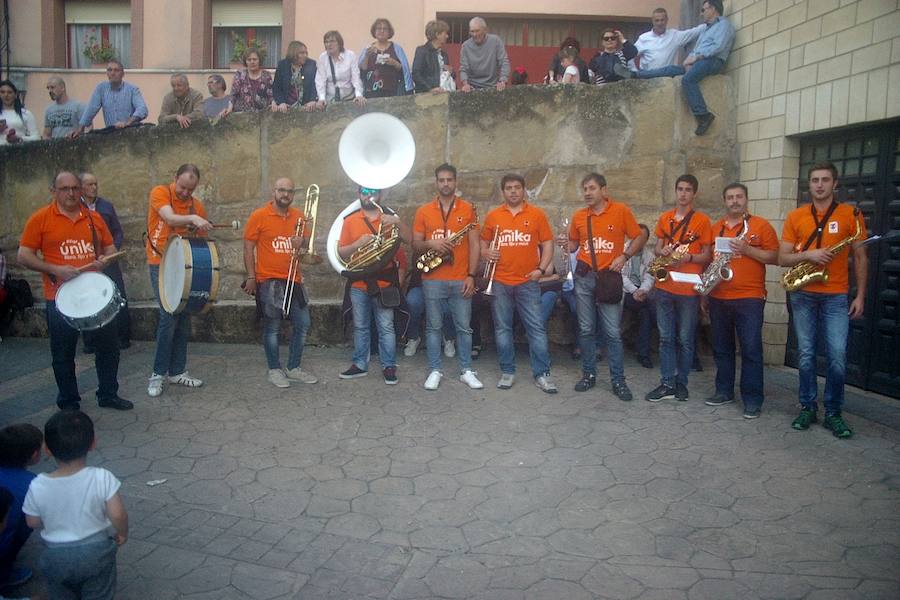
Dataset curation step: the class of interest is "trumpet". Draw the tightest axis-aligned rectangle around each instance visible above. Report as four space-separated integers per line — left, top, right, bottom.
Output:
481 226 501 296
283 216 304 317
299 185 322 265
649 233 699 282
416 222 478 272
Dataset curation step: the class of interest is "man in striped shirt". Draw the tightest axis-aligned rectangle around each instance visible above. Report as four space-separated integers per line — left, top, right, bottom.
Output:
73 60 148 136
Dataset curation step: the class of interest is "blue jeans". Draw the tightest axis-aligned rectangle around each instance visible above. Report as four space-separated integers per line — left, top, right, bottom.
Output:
540 290 559 325
259 280 310 370
789 291 849 415
405 286 454 341
709 297 765 410
654 288 700 387
350 287 395 370
40 533 117 600
573 273 625 382
149 264 190 377
563 288 606 352
636 65 685 79
623 292 656 358
423 279 472 373
681 57 724 116
46 301 119 408
490 280 551 377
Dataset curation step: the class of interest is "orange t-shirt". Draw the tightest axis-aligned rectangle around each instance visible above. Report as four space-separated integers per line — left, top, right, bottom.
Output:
145 183 208 265
654 208 713 296
412 196 479 281
480 201 553 286
568 201 641 271
243 201 305 283
19 201 114 300
781 202 867 294
709 215 779 300
339 209 398 290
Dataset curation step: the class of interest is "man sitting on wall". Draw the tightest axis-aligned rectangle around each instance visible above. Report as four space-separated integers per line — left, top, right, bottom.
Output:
681 0 735 136
633 7 705 79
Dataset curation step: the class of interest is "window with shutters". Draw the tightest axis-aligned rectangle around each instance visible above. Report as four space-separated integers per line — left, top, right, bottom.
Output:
65 1 132 68
212 0 282 69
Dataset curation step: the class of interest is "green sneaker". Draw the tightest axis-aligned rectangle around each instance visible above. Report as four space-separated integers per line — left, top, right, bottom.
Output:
791 407 817 430
823 413 853 439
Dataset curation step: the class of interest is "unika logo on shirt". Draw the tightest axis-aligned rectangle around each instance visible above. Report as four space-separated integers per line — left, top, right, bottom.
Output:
582 236 615 253
498 229 532 246
430 229 448 240
59 239 94 260
271 236 294 254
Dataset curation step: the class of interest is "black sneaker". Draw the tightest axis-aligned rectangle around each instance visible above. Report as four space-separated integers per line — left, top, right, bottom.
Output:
612 381 633 401
58 402 81 411
638 355 653 369
98 396 134 411
645 384 675 402
704 393 733 406
574 373 596 392
695 112 715 136
339 365 368 379
383 367 398 385
675 383 689 401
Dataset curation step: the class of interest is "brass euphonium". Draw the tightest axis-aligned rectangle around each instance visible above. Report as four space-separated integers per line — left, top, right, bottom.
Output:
343 199 401 275
416 222 478 272
782 211 862 292
649 233 699 282
694 214 749 296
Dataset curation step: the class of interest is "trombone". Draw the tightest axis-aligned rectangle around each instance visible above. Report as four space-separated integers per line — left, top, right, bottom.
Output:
481 226 501 296
283 184 321 317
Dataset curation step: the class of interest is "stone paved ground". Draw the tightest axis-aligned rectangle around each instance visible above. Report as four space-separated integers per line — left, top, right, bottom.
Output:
1 337 899 599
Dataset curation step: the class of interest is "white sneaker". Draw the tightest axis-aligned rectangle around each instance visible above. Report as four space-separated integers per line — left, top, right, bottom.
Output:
168 372 203 387
147 373 164 397
535 373 558 394
424 370 442 391
268 369 290 388
443 339 456 358
460 370 483 389
497 373 515 389
285 367 318 384
403 338 421 357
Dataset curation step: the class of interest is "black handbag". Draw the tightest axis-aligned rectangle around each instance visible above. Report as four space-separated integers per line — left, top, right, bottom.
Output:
587 215 623 304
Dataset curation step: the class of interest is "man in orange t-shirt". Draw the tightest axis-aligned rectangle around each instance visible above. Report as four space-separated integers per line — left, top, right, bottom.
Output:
17 171 132 411
703 183 778 418
145 164 213 399
559 172 646 401
243 177 318 389
480 174 557 393
779 161 868 438
646 174 713 403
411 163 483 391
337 186 410 384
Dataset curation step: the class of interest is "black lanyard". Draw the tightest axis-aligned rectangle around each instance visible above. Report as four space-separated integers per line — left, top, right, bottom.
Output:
802 201 838 251
666 210 694 244
439 198 455 233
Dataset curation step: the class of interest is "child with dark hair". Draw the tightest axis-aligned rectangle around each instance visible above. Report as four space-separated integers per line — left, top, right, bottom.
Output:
23 411 128 600
0 424 42 589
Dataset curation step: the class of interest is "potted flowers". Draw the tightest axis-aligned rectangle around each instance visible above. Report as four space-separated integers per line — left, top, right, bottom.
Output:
82 29 117 67
229 32 267 69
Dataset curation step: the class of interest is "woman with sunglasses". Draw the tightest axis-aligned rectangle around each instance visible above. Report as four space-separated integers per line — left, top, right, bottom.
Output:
588 29 637 86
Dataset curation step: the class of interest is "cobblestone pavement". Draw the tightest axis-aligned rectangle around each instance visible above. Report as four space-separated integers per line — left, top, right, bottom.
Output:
1 337 899 599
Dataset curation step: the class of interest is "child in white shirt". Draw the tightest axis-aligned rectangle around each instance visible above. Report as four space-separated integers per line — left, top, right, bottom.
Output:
559 48 581 84
23 411 127 600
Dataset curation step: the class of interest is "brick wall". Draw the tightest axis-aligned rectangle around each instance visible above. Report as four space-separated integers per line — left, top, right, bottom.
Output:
726 0 900 363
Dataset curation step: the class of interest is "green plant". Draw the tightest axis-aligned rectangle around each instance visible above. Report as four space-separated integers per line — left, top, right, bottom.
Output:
81 29 117 63
230 32 267 64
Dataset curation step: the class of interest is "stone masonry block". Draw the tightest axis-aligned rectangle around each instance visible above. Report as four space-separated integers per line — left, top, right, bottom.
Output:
848 72 869 124
789 46 805 70
762 320 789 344
753 15 779 42
835 20 874 54
772 93 787 116
741 1 768 26
758 115 786 139
851 39 892 73
808 0 840 19
803 35 837 65
774 53 790 94
866 68 889 121
816 54 852 83
741 40 765 66
791 19 823 47
764 31 791 56
822 4 860 37
857 0 899 22
830 78 851 127
890 64 900 118
787 64 817 91
873 11 900 42
761 55 777 98
767 0 795 16
749 62 763 101
743 139 771 161
785 91 801 135
748 98 773 121
799 87 816 132
814 83 833 130
778 3 808 31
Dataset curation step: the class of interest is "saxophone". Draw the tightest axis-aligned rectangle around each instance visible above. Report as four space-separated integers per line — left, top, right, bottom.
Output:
416 222 478 272
781 213 862 292
694 214 749 296
649 233 699 282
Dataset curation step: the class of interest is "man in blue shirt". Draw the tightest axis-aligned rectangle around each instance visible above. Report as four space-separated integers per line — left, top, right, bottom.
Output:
73 60 148 137
682 0 734 136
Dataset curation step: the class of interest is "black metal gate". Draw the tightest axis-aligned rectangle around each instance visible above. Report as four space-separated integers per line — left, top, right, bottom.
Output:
785 120 900 399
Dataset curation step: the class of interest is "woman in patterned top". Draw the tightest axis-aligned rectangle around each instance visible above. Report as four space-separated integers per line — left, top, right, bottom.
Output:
225 48 274 114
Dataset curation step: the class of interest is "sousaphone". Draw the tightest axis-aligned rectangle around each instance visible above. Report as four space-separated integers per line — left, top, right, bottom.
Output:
326 113 416 281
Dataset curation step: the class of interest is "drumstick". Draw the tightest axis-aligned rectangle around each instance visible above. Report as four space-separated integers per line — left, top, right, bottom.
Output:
187 220 241 232
76 250 127 272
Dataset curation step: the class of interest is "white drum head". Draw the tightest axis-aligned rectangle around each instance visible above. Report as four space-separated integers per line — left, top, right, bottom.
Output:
56 272 115 318
161 237 188 312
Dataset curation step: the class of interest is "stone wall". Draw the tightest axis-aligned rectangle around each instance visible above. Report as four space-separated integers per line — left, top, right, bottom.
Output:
0 78 736 345
726 0 900 363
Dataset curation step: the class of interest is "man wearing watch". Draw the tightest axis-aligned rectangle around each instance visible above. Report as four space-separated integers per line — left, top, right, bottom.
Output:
411 164 482 391
480 174 557 393
558 173 647 401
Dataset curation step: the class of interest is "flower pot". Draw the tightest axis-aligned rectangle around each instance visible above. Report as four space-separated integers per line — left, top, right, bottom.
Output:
91 62 108 69
229 61 244 71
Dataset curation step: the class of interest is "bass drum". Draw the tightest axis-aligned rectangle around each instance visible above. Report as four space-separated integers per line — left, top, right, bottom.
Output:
55 272 124 331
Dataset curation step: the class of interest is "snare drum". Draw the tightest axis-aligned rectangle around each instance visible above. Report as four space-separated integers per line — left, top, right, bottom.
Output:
55 272 125 331
159 235 220 314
